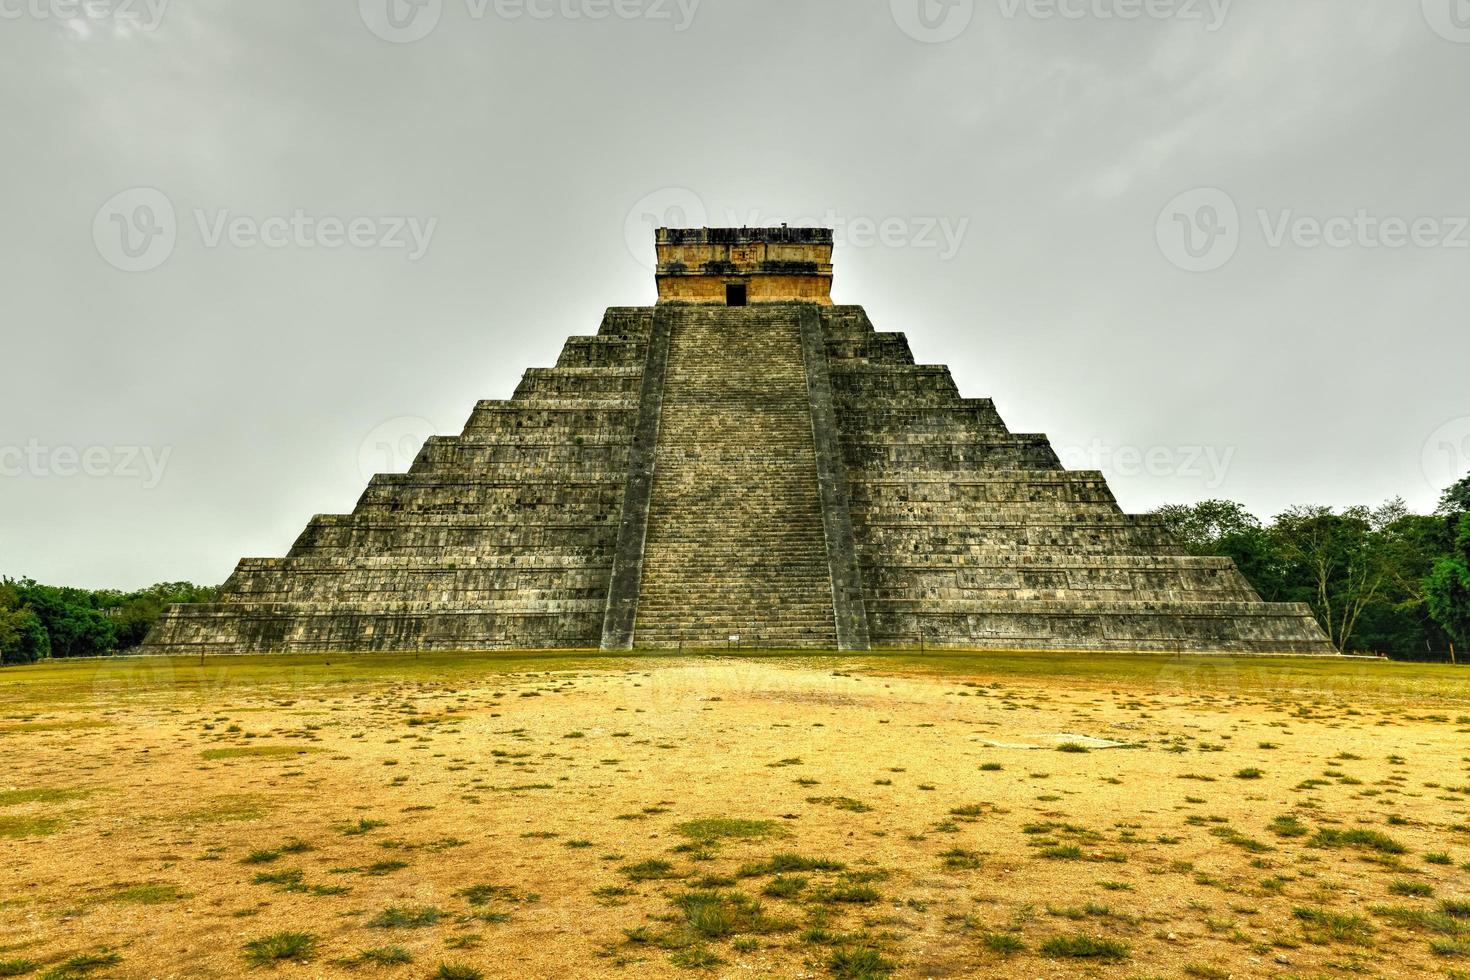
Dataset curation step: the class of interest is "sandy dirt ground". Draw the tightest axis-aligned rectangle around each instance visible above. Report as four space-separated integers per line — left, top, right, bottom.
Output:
2 652 1469 979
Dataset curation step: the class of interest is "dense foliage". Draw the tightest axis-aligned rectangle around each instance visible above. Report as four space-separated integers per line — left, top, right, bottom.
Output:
1153 474 1470 661
1424 514 1470 652
0 579 218 664
4 477 1468 665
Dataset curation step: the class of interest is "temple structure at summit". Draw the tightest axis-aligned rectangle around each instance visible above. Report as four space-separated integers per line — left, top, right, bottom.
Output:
143 227 1335 655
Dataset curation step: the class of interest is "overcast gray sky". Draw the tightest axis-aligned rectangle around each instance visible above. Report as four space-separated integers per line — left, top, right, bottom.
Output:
2 0 1467 590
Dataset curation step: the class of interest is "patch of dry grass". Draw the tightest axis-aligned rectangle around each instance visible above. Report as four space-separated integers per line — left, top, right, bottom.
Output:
0 652 1466 976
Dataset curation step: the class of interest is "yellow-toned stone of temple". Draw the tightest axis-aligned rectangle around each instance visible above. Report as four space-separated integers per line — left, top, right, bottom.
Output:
655 226 834 305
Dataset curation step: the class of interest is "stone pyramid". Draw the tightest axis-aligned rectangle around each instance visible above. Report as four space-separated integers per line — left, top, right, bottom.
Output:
144 227 1334 655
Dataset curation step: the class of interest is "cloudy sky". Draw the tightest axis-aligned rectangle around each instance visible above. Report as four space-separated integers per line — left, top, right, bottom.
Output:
1 0 1467 590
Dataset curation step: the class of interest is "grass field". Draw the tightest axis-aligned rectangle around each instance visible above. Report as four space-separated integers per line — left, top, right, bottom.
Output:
2 650 1469 978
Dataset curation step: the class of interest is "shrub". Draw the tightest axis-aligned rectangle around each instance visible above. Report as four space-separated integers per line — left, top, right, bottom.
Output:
1039 935 1130 960
828 946 895 978
981 933 1024 954
369 905 443 929
621 859 682 882
242 932 317 966
1389 879 1434 897
762 875 808 899
434 964 484 980
1310 828 1407 855
1293 906 1374 945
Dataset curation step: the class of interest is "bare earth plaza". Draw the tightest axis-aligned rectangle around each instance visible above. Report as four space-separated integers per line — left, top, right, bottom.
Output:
4 651 1469 978
3 230 1468 978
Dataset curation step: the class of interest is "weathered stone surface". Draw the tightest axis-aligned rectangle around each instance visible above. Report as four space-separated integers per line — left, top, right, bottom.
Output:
656 226 833 305
600 307 673 651
143 229 1335 656
820 304 1332 654
144 308 653 653
798 305 870 652
629 305 837 649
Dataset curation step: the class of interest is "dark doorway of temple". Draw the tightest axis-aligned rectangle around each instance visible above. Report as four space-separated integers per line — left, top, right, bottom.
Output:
726 283 748 307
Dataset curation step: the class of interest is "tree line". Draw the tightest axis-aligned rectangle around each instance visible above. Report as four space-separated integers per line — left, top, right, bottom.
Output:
3 475 1468 664
1152 474 1470 661
0 580 218 664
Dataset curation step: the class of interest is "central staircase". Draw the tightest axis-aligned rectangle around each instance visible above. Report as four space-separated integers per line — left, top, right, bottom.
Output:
633 307 838 648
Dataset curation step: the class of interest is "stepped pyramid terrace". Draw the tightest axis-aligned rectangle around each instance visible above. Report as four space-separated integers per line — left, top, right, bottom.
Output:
143 227 1335 656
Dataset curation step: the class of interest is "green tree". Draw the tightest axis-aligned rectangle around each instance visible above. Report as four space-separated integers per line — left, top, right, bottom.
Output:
1157 497 1459 660
96 582 220 650
1425 514 1470 654
1154 500 1291 599
1371 512 1455 658
1437 473 1470 517
1269 504 1393 653
7 579 117 658
0 583 50 665
1154 499 1263 556
0 578 220 661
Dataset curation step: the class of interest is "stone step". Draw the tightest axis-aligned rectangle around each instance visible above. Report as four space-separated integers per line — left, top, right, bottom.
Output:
139 299 1334 658
631 305 838 648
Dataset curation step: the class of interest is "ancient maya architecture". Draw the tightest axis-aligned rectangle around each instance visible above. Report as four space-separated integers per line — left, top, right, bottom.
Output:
144 227 1334 656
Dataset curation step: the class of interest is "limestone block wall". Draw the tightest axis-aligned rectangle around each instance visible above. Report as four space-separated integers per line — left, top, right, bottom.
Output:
142 309 653 654
655 227 834 304
818 305 1334 654
143 297 1335 657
